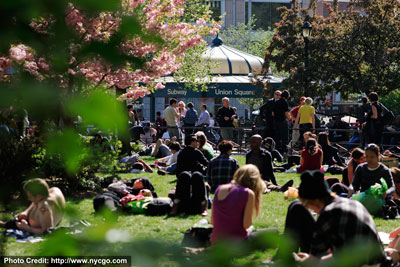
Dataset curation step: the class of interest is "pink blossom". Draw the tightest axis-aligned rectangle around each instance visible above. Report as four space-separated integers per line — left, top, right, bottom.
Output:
38 58 49 71
9 45 27 62
155 82 165 89
0 57 11 72
196 19 206 26
24 61 39 76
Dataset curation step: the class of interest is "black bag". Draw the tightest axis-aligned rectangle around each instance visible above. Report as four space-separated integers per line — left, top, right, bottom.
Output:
145 198 173 216
93 191 123 213
327 165 345 175
380 103 395 125
181 226 213 248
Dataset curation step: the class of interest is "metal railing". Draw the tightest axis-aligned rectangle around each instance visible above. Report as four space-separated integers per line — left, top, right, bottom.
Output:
130 124 400 152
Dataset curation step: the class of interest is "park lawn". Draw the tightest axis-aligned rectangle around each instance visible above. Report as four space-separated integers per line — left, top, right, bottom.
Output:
4 155 400 265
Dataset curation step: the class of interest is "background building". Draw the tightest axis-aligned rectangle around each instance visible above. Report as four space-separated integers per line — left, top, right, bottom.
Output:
210 0 351 29
134 37 282 122
210 0 292 29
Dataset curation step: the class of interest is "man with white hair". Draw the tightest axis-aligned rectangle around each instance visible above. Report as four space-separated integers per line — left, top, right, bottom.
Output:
216 97 236 141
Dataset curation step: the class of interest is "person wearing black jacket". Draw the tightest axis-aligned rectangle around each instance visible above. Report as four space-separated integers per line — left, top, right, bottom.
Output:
216 97 236 141
259 91 281 138
171 135 209 216
176 135 209 176
263 137 284 162
364 92 383 145
358 96 371 147
317 132 345 167
246 135 277 185
272 90 293 153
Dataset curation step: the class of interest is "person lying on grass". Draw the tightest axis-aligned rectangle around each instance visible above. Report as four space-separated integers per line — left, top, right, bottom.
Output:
0 178 65 235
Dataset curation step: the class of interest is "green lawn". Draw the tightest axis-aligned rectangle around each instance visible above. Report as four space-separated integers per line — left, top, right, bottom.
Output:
3 155 400 265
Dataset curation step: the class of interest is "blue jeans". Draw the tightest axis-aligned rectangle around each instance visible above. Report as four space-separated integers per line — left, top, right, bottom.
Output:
167 163 177 174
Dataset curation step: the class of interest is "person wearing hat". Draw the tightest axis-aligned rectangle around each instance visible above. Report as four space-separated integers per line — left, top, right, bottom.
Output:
290 170 386 265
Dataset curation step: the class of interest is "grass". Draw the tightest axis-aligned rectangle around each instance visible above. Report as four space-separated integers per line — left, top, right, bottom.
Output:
3 155 400 265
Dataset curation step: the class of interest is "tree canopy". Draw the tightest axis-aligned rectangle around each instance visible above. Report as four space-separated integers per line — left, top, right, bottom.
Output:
0 0 219 100
264 0 400 98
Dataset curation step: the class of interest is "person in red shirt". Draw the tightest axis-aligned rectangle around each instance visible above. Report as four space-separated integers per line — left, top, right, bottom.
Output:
289 96 306 149
290 96 306 121
297 138 324 174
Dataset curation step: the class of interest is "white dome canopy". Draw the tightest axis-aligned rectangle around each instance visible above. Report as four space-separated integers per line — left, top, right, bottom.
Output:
202 36 264 75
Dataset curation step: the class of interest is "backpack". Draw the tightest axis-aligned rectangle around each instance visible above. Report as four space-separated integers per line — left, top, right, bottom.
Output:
93 191 123 213
145 198 173 216
181 224 213 248
380 103 395 125
326 165 345 175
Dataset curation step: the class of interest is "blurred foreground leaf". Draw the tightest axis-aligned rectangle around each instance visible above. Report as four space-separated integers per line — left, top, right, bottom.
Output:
46 129 83 174
65 90 128 137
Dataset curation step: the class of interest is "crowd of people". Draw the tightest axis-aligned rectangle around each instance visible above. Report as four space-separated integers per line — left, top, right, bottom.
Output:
128 97 243 146
3 91 400 266
259 90 399 153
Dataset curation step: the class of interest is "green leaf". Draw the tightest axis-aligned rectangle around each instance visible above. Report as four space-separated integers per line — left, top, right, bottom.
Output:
46 129 83 174
119 17 142 36
69 0 120 12
65 90 128 136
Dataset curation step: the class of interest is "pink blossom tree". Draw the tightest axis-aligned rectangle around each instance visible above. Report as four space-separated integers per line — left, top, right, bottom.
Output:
0 0 220 99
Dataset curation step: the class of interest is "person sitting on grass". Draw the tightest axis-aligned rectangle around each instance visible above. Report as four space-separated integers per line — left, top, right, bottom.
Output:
152 138 172 159
288 170 386 266
211 164 265 243
140 122 157 145
195 131 215 161
348 143 394 199
246 134 277 185
342 148 366 186
156 141 181 175
170 134 209 216
263 137 284 163
0 178 65 235
329 148 366 195
317 131 345 167
297 138 324 174
207 140 239 193
389 167 400 206
246 134 293 193
384 223 400 264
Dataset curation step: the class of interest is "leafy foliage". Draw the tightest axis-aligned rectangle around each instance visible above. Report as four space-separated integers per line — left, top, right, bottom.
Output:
219 17 274 59
380 89 400 118
264 0 400 98
0 135 38 203
34 134 121 194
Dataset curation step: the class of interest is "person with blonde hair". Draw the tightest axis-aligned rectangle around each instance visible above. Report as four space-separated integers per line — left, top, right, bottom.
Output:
211 164 265 243
294 97 315 146
0 178 65 234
